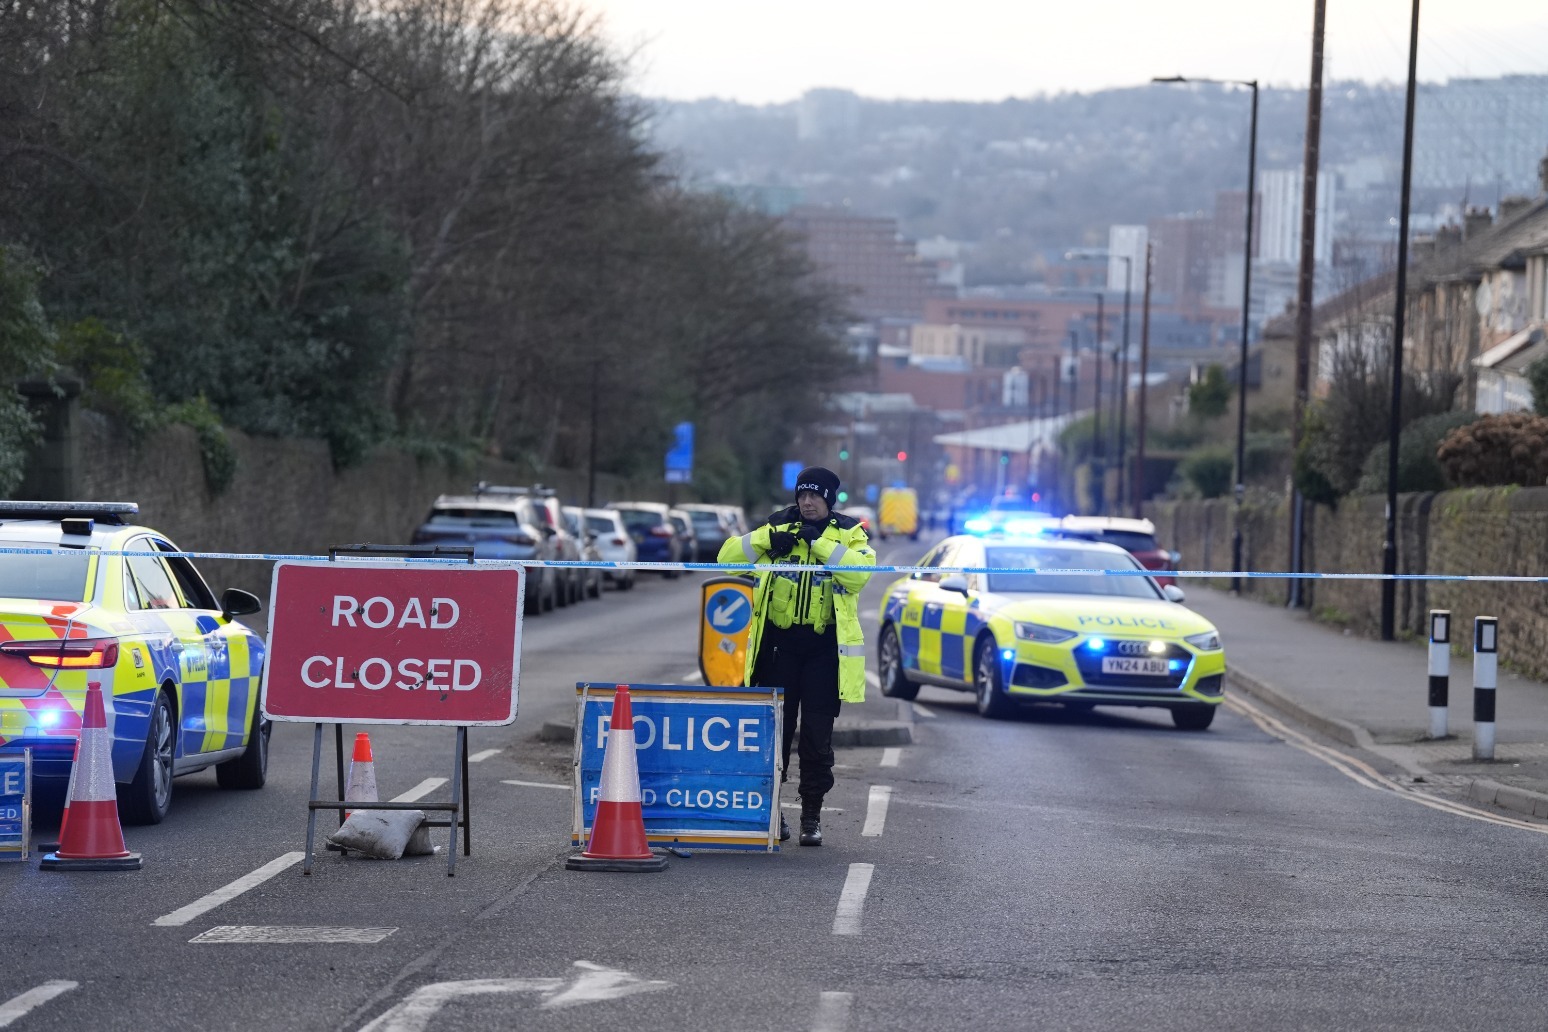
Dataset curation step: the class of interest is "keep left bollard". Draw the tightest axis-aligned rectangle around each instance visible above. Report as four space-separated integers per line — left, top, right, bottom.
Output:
1428 609 1450 739
1473 616 1498 761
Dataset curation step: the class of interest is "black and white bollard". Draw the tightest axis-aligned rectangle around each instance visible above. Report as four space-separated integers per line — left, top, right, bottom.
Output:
1427 609 1450 739
1473 616 1498 761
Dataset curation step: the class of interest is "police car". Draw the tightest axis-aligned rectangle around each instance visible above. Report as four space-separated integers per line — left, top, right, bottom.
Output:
0 502 268 822
876 534 1226 729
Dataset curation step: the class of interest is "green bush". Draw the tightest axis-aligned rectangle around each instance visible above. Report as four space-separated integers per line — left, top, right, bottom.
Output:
1528 356 1548 416
1188 365 1231 419
166 396 237 496
1437 412 1548 487
1356 410 1477 494
54 319 159 436
1180 448 1234 499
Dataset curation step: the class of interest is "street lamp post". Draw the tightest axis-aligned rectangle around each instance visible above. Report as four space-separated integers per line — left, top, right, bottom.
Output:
1090 294 1106 514
1067 251 1133 510
1154 74 1258 593
1134 242 1154 518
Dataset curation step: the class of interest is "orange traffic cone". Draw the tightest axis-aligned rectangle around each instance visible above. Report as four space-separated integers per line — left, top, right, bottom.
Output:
41 681 141 871
566 685 667 873
344 733 379 819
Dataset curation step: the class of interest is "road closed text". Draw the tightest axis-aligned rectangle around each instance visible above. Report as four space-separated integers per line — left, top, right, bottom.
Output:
300 594 480 692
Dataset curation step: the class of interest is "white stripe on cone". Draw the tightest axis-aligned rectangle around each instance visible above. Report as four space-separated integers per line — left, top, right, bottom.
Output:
597 721 641 804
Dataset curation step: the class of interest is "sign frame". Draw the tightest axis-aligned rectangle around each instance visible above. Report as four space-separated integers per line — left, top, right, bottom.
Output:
571 682 783 852
0 749 30 862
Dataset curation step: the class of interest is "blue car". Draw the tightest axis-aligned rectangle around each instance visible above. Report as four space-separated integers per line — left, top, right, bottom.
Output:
606 502 682 577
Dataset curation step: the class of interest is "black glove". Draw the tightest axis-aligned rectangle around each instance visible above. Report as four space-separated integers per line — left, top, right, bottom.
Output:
798 521 825 544
766 530 797 558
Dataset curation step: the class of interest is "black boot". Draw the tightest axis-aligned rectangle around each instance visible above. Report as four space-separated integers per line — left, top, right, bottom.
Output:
799 800 823 847
780 814 791 842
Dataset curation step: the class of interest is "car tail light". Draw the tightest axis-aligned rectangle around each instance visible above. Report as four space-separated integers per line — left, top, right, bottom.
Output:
0 637 120 668
649 526 673 538
611 537 627 546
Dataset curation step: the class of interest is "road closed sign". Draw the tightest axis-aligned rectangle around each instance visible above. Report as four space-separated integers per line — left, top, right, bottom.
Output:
261 560 523 726
699 576 755 687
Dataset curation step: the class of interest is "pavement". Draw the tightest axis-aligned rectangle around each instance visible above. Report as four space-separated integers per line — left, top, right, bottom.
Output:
1188 587 1548 820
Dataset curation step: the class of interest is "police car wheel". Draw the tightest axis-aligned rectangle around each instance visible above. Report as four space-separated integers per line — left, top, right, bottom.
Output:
217 709 270 790
973 639 1014 720
120 689 175 825
1171 703 1216 731
877 627 919 700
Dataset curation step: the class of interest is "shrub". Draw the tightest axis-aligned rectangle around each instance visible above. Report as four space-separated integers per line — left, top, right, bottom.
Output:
1356 410 1477 494
1188 365 1231 419
1436 412 1548 487
1180 448 1234 499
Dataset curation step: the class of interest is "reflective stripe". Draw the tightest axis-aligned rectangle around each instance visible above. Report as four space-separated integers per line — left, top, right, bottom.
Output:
739 533 757 560
837 643 867 658
827 543 848 567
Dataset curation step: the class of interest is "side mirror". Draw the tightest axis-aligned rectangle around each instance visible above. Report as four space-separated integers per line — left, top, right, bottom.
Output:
939 574 970 595
1163 584 1186 604
221 588 263 617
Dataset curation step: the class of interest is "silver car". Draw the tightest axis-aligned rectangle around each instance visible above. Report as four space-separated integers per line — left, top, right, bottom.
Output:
584 508 637 590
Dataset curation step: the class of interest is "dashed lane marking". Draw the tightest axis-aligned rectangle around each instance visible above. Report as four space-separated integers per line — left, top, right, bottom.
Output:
861 786 892 837
1226 694 1548 835
832 863 875 936
190 926 397 944
502 780 570 791
811 990 855 1032
680 670 703 683
392 778 448 803
864 671 880 690
468 749 502 763
911 702 936 718
0 981 77 1029
879 747 901 768
782 803 844 812
152 853 306 927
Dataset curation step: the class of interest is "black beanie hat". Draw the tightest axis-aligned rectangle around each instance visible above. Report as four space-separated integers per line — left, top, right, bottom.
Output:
794 466 841 509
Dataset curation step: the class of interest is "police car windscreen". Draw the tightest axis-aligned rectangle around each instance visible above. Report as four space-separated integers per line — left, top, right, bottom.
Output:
428 508 519 527
0 545 91 601
985 546 1160 599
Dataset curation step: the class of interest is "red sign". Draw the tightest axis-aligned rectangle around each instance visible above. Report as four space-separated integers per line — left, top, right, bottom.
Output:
261 560 523 726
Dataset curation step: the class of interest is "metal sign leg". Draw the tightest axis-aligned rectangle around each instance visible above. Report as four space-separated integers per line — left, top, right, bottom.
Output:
334 724 346 827
460 729 472 858
303 723 324 876
447 727 466 877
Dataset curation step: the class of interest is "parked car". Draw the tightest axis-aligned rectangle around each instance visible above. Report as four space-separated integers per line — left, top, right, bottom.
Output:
1053 516 1180 587
677 504 739 561
667 509 699 567
584 508 637 590
562 506 604 600
607 501 682 577
411 489 560 614
846 504 877 535
519 486 586 606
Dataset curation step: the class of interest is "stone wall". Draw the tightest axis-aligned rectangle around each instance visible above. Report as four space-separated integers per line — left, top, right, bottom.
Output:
1147 487 1548 679
44 412 680 601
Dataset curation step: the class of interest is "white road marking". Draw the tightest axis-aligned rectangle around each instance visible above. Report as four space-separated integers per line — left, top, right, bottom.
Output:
782 803 843 812
0 981 77 1028
152 852 305 927
864 670 880 690
861 786 892 837
911 702 936 718
502 779 570 791
359 961 671 1032
812 990 855 1032
392 778 448 803
832 863 875 936
190 925 397 944
1226 695 1548 835
680 670 703 683
468 749 502 763
879 747 901 768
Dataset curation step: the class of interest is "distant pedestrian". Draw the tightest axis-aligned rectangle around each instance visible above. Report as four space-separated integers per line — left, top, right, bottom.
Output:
717 467 875 845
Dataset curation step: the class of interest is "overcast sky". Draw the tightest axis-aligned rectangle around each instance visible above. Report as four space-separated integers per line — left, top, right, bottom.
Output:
589 0 1548 103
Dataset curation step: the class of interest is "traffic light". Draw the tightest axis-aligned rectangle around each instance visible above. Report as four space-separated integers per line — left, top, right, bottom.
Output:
896 450 908 462
999 451 1010 466
838 448 850 461
837 490 849 504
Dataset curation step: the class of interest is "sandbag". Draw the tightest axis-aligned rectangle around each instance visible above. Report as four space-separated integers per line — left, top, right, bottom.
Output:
326 809 426 860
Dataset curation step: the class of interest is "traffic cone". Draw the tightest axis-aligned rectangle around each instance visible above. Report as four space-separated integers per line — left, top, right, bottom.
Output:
344 733 379 819
41 682 141 871
566 686 667 873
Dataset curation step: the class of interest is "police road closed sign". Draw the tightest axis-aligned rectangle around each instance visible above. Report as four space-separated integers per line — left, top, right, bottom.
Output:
262 560 522 726
572 683 782 851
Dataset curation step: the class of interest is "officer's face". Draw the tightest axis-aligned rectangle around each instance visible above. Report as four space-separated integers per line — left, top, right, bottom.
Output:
797 490 830 522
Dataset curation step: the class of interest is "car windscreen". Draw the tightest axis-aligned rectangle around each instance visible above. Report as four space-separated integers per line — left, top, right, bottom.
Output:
616 508 663 531
985 546 1160 599
688 512 722 529
0 546 92 601
1096 531 1160 552
585 516 617 534
426 508 519 527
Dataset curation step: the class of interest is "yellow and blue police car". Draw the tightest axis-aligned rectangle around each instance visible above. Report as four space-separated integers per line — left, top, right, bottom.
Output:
877 533 1226 729
0 502 268 823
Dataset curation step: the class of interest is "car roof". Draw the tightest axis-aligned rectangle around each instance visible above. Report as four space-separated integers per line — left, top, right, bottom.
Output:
1058 516 1156 534
948 534 1136 561
431 494 529 511
608 501 670 511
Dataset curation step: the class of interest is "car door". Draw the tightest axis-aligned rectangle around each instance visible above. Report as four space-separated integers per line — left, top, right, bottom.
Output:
932 540 985 684
896 543 957 679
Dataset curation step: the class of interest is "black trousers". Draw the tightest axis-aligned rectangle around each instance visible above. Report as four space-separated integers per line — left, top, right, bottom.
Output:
751 622 841 804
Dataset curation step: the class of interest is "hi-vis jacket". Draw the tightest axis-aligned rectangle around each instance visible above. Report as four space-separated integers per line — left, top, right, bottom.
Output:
718 506 876 703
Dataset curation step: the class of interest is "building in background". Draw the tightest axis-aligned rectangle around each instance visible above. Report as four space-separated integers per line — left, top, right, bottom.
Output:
783 205 946 322
1107 225 1148 293
1414 75 1548 196
798 88 861 143
1258 168 1335 266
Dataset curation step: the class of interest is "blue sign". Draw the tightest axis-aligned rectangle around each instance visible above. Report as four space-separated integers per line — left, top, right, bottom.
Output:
782 461 803 492
665 422 694 483
704 588 752 635
572 683 782 851
865 483 879 503
0 750 30 861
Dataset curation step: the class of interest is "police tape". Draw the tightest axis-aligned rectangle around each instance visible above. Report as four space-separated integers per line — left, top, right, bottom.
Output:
1 545 1547 583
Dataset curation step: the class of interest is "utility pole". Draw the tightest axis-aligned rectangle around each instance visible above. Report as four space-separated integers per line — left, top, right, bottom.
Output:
1134 242 1154 518
1091 294 1106 514
1116 258 1133 511
1381 0 1422 642
1289 0 1328 609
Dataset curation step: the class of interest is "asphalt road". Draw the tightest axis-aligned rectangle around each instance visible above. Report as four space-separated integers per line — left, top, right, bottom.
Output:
5 536 1548 1031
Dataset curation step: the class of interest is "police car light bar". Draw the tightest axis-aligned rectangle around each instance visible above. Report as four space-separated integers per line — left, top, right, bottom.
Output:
0 501 140 524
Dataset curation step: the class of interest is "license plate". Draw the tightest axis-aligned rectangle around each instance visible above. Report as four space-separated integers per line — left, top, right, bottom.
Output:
1101 657 1169 676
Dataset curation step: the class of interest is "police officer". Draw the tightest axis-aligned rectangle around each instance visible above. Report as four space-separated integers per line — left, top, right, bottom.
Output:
718 467 875 845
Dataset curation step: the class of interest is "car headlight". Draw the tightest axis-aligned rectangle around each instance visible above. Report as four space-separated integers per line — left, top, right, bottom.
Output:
1015 621 1077 643
1185 630 1222 651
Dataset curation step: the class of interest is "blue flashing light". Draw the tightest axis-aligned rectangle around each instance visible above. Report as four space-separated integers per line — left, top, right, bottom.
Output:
964 517 992 534
1168 659 1184 672
1002 649 1015 661
1086 638 1106 651
39 709 61 727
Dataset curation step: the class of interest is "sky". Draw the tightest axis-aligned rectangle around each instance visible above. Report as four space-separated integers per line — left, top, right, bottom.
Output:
587 0 1548 103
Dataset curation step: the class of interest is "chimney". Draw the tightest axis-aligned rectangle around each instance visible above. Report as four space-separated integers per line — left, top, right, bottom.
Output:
1541 148 1548 196
1435 224 1463 257
1463 205 1494 241
1499 195 1535 224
